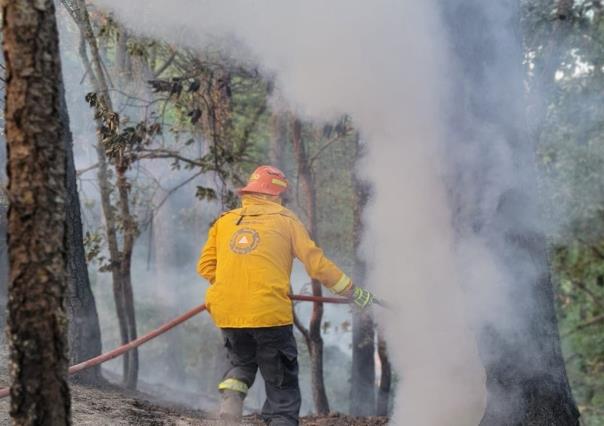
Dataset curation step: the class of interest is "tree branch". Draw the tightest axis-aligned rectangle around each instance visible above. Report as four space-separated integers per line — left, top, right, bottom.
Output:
154 49 177 78
138 148 207 169
570 281 604 309
293 309 311 349
563 313 604 337
308 131 350 168
76 163 99 176
577 238 604 260
140 170 203 230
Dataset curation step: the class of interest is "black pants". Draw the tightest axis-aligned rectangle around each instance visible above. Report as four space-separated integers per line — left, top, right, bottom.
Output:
221 325 301 426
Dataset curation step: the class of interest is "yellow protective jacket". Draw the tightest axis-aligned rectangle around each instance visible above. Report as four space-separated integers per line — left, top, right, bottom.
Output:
197 195 351 328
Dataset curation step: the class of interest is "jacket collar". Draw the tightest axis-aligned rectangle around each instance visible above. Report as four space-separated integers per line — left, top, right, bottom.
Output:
239 194 284 215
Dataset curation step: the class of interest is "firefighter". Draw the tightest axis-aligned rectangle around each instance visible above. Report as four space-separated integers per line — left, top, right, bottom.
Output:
197 165 375 426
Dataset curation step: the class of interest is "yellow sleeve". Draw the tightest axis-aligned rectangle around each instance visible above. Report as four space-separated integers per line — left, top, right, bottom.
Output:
289 217 352 294
197 222 217 284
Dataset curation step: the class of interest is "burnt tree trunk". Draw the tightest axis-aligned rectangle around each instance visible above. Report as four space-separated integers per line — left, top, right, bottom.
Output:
350 310 375 415
3 0 71 422
442 1 580 424
291 118 330 415
61 80 103 384
376 330 391 417
350 138 376 416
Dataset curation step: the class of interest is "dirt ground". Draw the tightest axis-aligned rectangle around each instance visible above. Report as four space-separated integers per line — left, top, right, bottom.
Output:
0 359 388 425
0 381 388 425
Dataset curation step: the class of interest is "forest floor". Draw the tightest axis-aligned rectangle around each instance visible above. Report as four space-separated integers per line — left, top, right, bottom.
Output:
0 379 388 425
0 347 388 425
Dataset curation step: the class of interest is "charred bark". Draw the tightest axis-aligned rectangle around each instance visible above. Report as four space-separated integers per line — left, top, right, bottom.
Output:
376 330 391 417
442 1 580 424
350 310 375 416
3 0 71 422
350 142 376 416
291 118 330 415
479 215 579 426
61 80 103 385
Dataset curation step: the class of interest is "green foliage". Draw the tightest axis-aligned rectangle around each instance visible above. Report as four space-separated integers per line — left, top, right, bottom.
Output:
277 116 358 271
195 186 217 202
553 243 604 425
85 91 161 170
83 230 103 263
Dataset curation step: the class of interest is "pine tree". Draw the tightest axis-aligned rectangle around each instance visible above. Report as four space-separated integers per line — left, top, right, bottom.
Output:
3 0 71 422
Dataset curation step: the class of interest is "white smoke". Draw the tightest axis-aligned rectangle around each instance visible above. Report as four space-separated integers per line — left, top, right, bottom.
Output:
91 0 487 423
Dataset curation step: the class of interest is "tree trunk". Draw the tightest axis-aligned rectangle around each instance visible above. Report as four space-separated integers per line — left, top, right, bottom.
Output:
95 139 132 383
86 51 134 388
3 0 71 422
441 1 580 424
61 80 103 385
151 191 187 386
291 118 330 415
269 113 285 170
69 0 139 389
115 27 131 78
376 330 391 417
350 311 375 416
0 104 5 332
350 140 376 416
0 194 7 331
116 169 139 389
479 225 580 425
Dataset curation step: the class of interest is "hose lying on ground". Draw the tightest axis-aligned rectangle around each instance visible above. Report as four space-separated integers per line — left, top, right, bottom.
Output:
0 294 348 399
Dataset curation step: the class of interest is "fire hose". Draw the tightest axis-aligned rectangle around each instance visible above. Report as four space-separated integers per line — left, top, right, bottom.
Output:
0 294 357 399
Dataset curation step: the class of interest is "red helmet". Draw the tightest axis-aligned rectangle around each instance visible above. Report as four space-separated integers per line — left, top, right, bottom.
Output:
239 165 288 196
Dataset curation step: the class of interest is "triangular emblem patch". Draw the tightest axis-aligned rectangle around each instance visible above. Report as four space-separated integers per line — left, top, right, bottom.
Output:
229 228 259 254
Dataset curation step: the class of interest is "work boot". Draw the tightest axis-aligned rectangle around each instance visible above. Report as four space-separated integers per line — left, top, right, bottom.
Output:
219 390 244 425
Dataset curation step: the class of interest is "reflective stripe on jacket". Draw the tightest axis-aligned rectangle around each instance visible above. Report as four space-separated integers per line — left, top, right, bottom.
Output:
197 194 350 328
